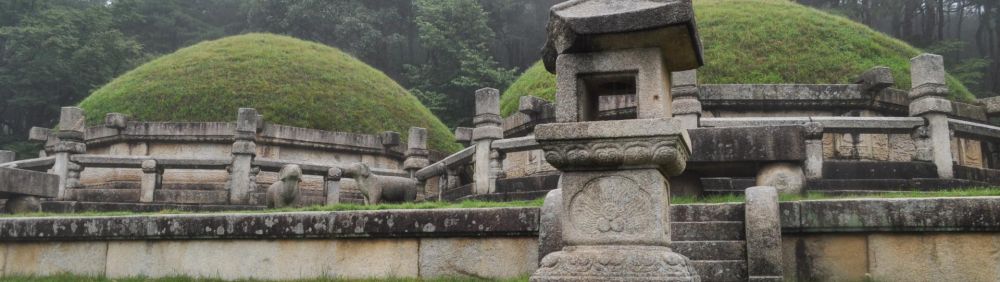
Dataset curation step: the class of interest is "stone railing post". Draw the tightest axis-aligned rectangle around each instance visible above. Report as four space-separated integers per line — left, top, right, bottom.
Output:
0 150 14 164
380 131 401 151
228 108 258 204
803 122 824 179
325 167 343 205
671 70 702 130
908 54 954 178
472 88 503 194
140 159 160 203
52 107 87 200
745 186 784 282
403 127 429 178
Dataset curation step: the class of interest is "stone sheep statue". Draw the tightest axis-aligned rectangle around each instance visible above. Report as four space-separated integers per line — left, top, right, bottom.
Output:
266 164 302 208
343 163 418 205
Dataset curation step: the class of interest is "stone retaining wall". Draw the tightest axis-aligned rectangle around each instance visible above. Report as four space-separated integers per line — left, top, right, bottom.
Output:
2 198 1000 281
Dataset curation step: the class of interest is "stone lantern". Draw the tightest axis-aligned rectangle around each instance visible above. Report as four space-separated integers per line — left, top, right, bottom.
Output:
530 0 704 281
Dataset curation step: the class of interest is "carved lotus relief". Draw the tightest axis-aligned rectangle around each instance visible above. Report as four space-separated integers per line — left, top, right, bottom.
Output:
569 176 653 235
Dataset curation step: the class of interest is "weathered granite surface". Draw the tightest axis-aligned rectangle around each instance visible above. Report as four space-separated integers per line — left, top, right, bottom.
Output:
780 197 1000 233
688 126 806 162
0 207 539 241
0 167 58 199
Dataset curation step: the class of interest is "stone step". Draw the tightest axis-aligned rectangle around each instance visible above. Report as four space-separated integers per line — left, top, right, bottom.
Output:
823 161 938 179
672 240 746 261
494 174 560 193
671 221 745 241
690 260 748 282
671 203 744 222
456 191 549 202
806 178 988 191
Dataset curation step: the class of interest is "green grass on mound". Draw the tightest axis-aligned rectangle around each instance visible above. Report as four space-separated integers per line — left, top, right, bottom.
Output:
499 0 976 116
80 33 459 152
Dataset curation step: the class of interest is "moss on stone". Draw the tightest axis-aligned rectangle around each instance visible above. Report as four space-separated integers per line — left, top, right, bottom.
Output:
500 0 976 116
81 33 459 152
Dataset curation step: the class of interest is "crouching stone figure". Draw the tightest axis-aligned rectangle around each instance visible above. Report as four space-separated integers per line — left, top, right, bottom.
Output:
343 163 418 205
266 164 302 208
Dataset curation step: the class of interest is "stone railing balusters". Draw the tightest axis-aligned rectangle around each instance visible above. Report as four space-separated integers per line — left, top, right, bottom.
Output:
804 122 824 179
672 70 702 130
140 159 160 203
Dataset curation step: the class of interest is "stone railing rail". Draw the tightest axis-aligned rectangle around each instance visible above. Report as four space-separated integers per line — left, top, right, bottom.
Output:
948 118 1000 139
0 156 56 172
701 117 926 133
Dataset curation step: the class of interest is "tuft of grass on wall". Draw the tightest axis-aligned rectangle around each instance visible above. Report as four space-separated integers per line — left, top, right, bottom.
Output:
80 33 459 152
499 0 977 116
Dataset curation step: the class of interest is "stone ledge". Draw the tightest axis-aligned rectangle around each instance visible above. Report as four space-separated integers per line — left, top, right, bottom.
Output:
781 197 1000 233
0 207 540 241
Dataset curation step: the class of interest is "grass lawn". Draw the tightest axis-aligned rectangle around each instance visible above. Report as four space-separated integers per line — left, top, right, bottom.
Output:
0 274 529 282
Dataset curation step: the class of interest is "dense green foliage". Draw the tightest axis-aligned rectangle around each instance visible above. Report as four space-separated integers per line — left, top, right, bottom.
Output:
79 34 459 152
499 0 976 116
0 0 146 157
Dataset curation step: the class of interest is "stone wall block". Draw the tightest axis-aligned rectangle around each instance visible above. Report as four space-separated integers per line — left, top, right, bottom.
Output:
745 186 784 281
0 150 14 164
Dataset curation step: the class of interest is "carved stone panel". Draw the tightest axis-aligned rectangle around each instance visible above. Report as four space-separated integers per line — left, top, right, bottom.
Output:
559 169 669 247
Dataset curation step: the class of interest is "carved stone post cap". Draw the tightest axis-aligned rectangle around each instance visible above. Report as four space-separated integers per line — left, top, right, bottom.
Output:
803 122 824 139
104 113 128 130
141 159 158 173
910 53 946 89
519 95 552 115
454 127 473 143
57 107 86 140
236 108 259 133
855 66 895 93
535 118 690 175
28 127 51 142
542 0 703 73
407 127 428 153
475 88 501 123
378 131 400 147
326 167 343 181
0 150 14 164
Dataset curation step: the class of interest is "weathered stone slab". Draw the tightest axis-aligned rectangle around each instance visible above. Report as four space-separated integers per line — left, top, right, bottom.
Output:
688 126 806 162
867 233 1000 282
0 207 540 241
781 234 868 282
671 241 746 261
785 197 1000 232
744 187 783 280
3 241 108 276
334 239 420 278
689 260 748 282
0 167 58 198
419 237 537 279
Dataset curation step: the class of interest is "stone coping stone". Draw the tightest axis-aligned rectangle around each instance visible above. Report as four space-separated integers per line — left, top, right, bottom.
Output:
0 207 540 241
780 197 1000 233
822 161 938 179
535 118 687 141
0 167 58 198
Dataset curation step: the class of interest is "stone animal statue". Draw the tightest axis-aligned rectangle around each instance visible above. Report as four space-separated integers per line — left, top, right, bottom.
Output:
266 164 303 208
343 163 418 205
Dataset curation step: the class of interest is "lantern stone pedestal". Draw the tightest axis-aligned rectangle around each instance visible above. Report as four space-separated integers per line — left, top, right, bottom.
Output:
530 118 699 282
